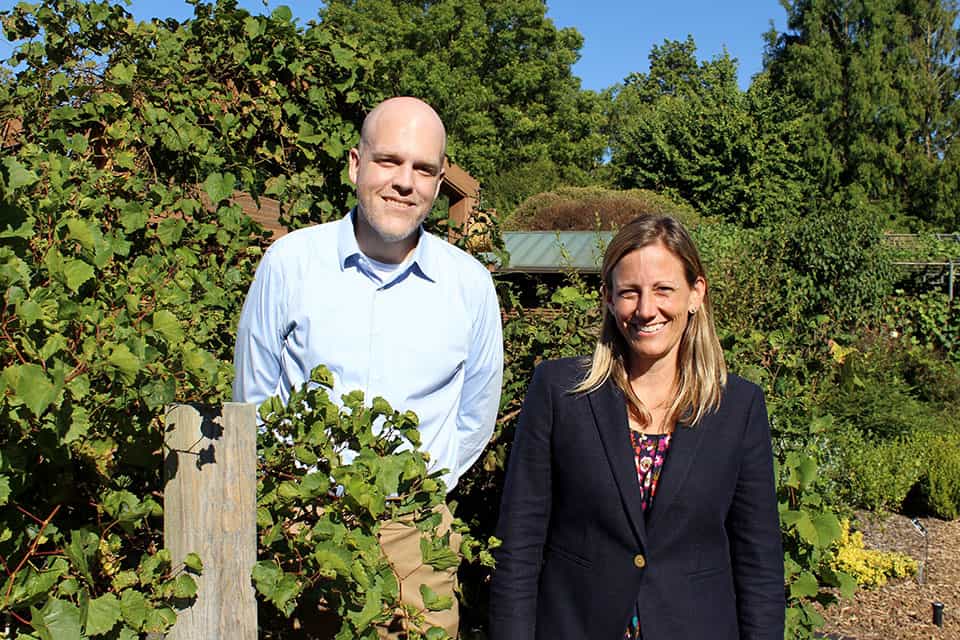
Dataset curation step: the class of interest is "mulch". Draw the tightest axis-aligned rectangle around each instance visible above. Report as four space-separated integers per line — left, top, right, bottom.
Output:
817 511 960 639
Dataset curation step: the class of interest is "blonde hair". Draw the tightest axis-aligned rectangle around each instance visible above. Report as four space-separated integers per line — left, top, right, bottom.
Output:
572 214 726 428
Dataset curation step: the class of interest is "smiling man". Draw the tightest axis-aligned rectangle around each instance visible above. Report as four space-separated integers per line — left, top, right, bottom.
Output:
233 97 504 638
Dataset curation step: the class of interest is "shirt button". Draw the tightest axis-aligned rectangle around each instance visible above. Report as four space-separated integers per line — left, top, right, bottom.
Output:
633 554 646 569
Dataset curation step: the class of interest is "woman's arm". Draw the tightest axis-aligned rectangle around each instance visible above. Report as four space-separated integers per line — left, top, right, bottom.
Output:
725 386 786 640
488 364 555 640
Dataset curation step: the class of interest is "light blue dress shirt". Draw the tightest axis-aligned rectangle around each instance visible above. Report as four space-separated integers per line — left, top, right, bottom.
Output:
233 211 504 492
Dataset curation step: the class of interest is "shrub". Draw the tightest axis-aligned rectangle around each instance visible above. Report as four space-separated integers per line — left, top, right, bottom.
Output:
823 425 924 513
885 290 959 363
832 519 917 588
915 430 960 520
503 185 699 231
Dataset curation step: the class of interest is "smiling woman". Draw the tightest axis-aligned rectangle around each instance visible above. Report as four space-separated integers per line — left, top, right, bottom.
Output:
489 214 785 640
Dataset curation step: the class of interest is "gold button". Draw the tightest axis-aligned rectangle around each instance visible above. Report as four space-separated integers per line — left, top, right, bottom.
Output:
633 554 646 569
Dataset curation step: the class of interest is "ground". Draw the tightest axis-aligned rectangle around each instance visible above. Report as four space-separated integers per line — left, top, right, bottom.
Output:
818 511 960 639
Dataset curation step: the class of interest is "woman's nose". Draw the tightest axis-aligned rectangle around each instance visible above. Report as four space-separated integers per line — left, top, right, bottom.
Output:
634 294 656 319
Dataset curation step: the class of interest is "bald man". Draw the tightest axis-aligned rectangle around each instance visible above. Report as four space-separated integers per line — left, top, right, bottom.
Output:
233 97 504 637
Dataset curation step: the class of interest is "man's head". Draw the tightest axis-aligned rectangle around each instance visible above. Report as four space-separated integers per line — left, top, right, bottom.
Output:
348 97 447 263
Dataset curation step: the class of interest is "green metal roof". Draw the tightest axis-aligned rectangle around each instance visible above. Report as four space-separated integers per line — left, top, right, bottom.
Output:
499 231 614 273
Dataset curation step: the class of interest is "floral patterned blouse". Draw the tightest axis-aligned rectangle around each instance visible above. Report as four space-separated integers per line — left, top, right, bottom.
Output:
624 430 672 640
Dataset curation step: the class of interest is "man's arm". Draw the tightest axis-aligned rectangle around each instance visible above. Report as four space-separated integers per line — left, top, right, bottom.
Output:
453 273 503 486
233 248 287 407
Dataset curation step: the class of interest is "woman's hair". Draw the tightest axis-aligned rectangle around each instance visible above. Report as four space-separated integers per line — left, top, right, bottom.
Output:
572 214 726 428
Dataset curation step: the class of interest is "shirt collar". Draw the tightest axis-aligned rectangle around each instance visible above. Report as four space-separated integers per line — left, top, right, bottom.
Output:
337 209 438 283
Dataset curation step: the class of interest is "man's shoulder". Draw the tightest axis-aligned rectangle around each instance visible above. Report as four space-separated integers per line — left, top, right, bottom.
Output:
420 231 493 284
260 218 342 269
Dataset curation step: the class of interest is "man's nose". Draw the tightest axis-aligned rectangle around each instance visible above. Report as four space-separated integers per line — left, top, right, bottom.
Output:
392 163 414 192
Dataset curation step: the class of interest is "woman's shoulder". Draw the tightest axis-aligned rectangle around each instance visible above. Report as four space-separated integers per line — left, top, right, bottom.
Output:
715 373 766 412
528 356 592 394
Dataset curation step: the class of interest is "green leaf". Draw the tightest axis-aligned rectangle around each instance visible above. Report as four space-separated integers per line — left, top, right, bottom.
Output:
271 5 293 21
837 571 857 599
347 584 383 630
63 259 95 292
793 512 819 546
107 344 141 384
425 627 447 640
251 561 300 616
7 363 57 416
0 476 10 505
107 63 136 86
119 589 148 630
183 553 203 573
64 529 98 585
172 574 198 599
3 157 39 190
419 535 459 571
812 512 843 546
31 598 83 640
243 16 262 38
152 310 184 345
203 172 236 204
789 571 820 599
85 593 121 636
418 583 453 612
66 219 97 251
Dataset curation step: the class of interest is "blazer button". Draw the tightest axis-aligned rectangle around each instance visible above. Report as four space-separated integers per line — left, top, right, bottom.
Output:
633 554 646 569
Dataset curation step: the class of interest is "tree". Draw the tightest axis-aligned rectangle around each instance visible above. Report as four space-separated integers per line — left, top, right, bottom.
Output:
319 0 607 211
607 37 810 225
764 0 960 230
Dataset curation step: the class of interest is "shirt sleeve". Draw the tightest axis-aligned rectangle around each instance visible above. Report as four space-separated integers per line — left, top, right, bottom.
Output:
232 247 288 408
453 271 503 486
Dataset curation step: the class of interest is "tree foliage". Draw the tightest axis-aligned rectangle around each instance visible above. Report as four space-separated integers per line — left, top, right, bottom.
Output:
765 0 960 230
607 37 815 226
320 0 608 211
0 1 477 637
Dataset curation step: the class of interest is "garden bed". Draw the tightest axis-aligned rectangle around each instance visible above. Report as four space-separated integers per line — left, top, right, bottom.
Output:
818 511 960 639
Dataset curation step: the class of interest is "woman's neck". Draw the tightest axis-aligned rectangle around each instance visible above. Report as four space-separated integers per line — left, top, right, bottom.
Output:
626 357 678 406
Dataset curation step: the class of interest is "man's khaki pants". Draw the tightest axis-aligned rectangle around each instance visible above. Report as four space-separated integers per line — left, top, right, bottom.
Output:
377 503 462 639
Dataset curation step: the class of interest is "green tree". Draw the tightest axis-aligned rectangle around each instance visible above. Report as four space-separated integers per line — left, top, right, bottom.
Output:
764 0 960 230
320 0 607 211
607 37 813 225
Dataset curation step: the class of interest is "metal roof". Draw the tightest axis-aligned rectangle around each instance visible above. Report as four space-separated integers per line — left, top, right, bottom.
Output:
499 231 614 273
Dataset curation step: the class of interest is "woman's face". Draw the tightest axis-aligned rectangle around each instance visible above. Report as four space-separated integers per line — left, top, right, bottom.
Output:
606 241 705 373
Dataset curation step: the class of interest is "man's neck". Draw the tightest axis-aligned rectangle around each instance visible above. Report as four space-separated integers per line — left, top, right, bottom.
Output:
353 212 419 264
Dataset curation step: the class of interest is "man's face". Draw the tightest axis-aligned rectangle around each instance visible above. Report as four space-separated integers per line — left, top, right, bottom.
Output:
348 105 445 254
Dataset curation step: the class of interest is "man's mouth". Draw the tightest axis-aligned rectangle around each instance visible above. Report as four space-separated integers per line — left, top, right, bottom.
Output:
383 196 415 208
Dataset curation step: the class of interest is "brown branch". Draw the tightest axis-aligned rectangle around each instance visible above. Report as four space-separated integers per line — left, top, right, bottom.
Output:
3 504 61 608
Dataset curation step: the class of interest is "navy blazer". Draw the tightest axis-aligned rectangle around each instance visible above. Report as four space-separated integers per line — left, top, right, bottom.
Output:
489 358 784 640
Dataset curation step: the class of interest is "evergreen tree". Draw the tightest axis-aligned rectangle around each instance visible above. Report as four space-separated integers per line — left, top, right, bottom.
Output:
765 0 960 230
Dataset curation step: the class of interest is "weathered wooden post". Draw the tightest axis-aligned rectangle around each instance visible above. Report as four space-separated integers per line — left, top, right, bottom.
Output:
164 403 258 640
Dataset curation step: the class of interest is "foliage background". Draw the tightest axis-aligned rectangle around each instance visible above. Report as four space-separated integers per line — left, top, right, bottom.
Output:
1 0 959 639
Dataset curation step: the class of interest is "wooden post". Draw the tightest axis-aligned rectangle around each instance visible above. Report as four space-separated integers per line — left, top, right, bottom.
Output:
164 403 258 640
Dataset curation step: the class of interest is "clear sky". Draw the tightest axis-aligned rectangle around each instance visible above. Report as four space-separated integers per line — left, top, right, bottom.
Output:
1 0 789 90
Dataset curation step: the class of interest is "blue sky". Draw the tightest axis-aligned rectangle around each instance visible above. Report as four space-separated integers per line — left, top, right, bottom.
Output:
1 0 788 90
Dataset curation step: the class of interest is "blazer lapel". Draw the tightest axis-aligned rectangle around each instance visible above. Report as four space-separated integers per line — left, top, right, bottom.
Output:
588 381 647 548
648 413 707 522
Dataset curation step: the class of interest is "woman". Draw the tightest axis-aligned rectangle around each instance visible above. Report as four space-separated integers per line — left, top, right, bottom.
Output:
489 215 784 640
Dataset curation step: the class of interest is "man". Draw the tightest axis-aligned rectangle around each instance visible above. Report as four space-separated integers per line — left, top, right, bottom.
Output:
233 97 503 637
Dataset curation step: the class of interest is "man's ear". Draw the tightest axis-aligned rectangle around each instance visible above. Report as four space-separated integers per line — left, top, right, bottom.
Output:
348 147 360 185
433 169 445 201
